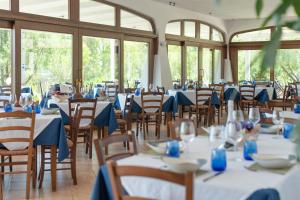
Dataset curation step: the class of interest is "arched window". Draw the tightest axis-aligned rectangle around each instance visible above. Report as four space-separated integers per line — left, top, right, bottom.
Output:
121 10 153 32
231 29 271 42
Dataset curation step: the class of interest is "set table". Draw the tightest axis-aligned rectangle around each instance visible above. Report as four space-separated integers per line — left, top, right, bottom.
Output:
92 134 298 200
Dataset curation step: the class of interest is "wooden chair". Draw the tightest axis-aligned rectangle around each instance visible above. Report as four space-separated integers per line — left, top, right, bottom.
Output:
124 88 136 94
67 98 97 158
0 86 11 95
239 85 257 113
189 88 214 127
209 84 225 122
94 131 138 166
107 160 193 200
136 90 164 139
106 84 119 101
0 111 36 199
157 86 165 94
38 105 81 187
167 118 197 139
268 85 295 111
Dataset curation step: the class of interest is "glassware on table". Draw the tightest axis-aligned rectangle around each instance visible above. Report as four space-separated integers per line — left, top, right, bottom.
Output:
272 110 284 138
211 148 227 171
179 120 196 153
249 107 260 126
283 123 294 139
34 103 41 114
4 102 13 112
243 140 257 161
233 110 244 132
166 140 180 158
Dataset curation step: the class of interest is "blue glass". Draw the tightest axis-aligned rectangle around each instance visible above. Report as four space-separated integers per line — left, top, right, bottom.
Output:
166 140 180 158
134 88 140 96
243 141 257 161
294 104 300 113
4 103 13 112
34 104 41 114
24 105 32 113
211 148 227 171
283 123 294 139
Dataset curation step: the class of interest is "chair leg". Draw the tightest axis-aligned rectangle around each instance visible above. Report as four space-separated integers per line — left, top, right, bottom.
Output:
1 156 4 178
38 147 45 189
8 156 12 172
89 130 93 159
32 149 37 189
71 150 77 185
26 154 33 199
0 170 3 200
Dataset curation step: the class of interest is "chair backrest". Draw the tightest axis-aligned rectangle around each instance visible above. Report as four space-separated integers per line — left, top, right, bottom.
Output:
0 111 35 152
68 98 97 125
239 85 255 100
282 85 292 101
156 86 165 94
106 85 119 99
94 131 138 166
123 95 134 130
107 160 193 200
195 88 212 106
167 118 197 139
0 85 11 95
141 89 164 115
209 84 224 100
289 83 298 97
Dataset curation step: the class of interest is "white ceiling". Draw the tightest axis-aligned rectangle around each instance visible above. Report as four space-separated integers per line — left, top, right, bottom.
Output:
151 0 296 20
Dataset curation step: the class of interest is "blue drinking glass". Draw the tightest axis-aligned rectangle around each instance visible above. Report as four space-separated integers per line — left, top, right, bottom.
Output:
24 105 32 113
243 141 257 161
34 104 41 114
166 140 180 158
211 148 227 171
134 88 140 96
283 123 294 139
294 104 300 113
4 103 13 112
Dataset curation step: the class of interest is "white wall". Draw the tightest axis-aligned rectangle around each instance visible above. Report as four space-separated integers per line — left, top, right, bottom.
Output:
107 0 227 89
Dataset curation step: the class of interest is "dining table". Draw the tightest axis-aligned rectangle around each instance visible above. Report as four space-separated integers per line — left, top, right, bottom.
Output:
0 112 69 191
91 134 299 200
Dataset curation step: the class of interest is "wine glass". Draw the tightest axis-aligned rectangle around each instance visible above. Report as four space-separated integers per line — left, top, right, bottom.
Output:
272 110 284 138
179 120 196 155
249 107 260 126
233 110 244 132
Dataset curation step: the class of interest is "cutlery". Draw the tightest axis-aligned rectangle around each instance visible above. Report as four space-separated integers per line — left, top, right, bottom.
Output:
203 172 223 182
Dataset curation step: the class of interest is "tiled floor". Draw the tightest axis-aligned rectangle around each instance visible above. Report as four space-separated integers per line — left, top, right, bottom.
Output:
2 123 173 200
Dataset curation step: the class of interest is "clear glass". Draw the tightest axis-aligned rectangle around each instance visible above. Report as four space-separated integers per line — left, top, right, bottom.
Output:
272 110 284 138
200 24 210 40
165 22 181 35
231 29 271 42
238 50 269 81
212 29 223 42
233 110 244 131
275 49 300 85
179 120 196 154
21 30 72 99
214 49 222 83
124 41 149 88
168 45 182 82
281 27 300 41
121 10 152 32
184 21 196 38
186 46 198 82
80 0 115 26
82 36 119 85
20 0 69 19
0 0 9 10
249 108 260 125
203 48 213 85
0 28 11 86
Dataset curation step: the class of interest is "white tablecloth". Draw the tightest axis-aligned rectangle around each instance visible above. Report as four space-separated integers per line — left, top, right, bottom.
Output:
0 114 60 151
118 135 298 200
118 94 171 113
280 111 300 120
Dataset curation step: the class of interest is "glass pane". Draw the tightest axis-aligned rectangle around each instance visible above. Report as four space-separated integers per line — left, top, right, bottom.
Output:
166 22 181 35
0 0 9 10
200 24 210 40
184 21 195 38
83 36 119 85
21 30 72 98
214 49 222 83
203 48 212 85
275 49 300 85
20 0 69 19
212 29 223 42
124 41 149 88
238 50 269 81
0 28 11 86
186 46 198 81
80 0 115 26
281 27 300 41
121 10 152 32
168 45 181 82
232 29 271 42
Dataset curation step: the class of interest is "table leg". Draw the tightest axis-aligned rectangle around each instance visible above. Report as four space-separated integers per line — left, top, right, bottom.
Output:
179 105 183 118
50 145 57 192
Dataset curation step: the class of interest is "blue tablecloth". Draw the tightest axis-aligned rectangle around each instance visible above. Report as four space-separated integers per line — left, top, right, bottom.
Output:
114 96 176 113
59 103 118 135
173 91 220 108
91 165 114 200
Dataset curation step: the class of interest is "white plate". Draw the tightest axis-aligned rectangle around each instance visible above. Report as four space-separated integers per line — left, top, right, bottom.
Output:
162 157 207 173
252 154 295 169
